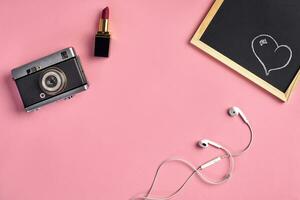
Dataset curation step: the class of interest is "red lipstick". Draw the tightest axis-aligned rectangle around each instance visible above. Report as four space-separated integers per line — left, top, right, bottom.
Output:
102 7 109 19
94 7 111 57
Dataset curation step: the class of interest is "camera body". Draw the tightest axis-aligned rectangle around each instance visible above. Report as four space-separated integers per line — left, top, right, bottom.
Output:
11 47 89 112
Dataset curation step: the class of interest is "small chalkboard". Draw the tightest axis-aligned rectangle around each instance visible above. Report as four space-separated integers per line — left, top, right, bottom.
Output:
191 0 300 101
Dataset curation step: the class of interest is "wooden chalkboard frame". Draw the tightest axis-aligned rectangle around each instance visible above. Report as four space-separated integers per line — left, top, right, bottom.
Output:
191 0 300 101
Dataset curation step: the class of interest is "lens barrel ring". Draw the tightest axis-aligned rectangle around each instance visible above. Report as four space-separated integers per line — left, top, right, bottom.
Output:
39 67 67 96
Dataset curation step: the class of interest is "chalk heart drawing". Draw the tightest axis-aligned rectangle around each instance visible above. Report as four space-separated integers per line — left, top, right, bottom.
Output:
251 34 292 76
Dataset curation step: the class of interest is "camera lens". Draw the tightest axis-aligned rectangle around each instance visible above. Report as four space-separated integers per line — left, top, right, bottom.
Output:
39 68 67 95
45 75 58 88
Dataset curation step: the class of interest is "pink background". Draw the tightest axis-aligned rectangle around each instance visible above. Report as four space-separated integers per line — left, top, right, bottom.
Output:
0 0 300 199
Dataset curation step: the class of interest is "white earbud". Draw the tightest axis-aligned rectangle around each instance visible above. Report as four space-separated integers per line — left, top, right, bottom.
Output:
228 106 249 124
197 139 222 149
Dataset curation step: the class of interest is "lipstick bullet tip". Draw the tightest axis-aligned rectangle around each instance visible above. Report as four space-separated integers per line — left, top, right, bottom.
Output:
102 7 109 19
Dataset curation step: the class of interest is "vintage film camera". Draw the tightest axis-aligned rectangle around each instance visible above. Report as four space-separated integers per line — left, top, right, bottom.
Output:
11 47 89 112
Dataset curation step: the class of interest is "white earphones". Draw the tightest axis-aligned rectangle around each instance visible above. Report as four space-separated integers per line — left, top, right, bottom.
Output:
133 107 253 200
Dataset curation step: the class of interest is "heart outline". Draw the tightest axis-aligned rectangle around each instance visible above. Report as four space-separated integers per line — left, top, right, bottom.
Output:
251 34 292 76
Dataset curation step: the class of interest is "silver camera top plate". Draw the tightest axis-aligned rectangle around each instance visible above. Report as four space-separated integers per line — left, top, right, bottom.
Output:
11 47 76 80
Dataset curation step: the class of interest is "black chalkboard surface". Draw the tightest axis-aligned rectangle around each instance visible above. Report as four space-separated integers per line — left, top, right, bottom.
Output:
191 0 300 101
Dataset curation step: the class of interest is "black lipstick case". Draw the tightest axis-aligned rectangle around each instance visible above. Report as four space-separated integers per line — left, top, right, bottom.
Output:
94 32 110 57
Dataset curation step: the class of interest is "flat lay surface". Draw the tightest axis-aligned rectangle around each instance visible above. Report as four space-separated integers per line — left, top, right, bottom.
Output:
0 0 299 199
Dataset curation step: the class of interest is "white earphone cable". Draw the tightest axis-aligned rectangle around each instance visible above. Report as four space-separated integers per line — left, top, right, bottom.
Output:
219 122 253 161
232 122 253 157
133 146 234 200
